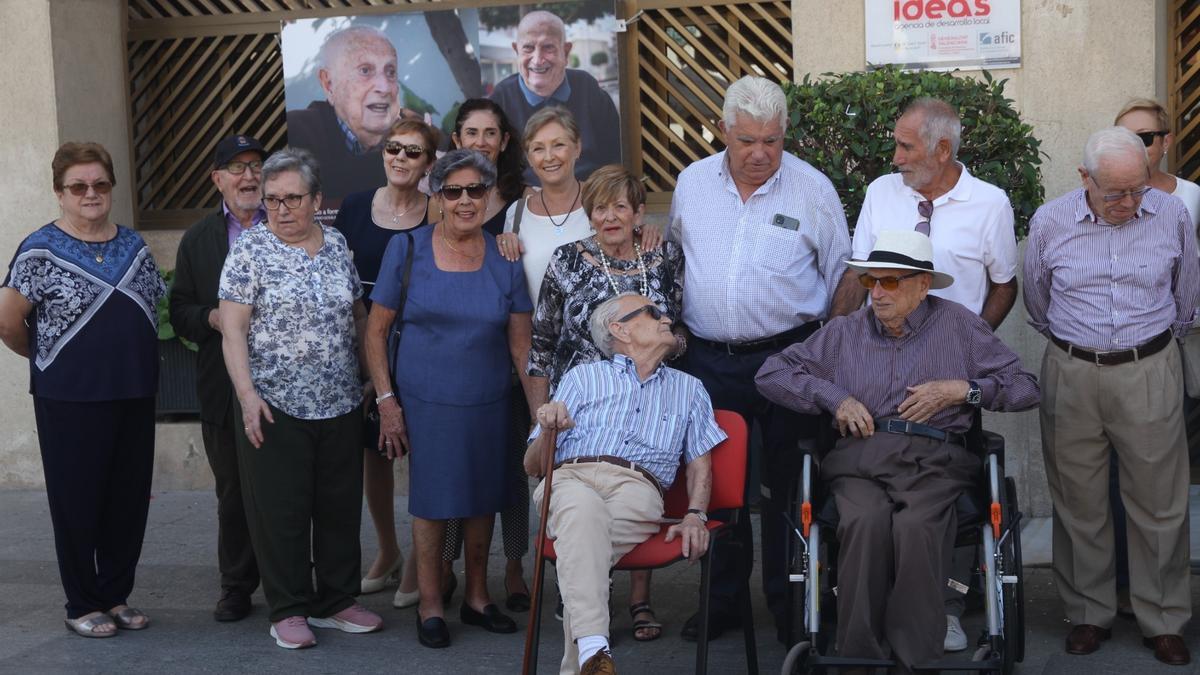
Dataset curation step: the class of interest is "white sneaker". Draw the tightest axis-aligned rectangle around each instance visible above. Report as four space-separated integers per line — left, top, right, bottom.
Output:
944 614 968 652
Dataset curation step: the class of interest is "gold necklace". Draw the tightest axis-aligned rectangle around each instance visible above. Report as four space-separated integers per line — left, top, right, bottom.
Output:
439 224 483 258
62 218 112 263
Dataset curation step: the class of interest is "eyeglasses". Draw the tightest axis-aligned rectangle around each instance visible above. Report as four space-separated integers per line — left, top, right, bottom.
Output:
62 180 113 196
384 142 426 159
1135 130 1169 147
439 183 488 201
223 160 263 175
263 193 310 210
616 304 666 323
858 271 923 291
1088 176 1152 203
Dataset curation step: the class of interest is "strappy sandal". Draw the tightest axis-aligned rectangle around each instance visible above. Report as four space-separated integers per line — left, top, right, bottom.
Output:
64 612 117 638
629 602 663 642
107 606 150 630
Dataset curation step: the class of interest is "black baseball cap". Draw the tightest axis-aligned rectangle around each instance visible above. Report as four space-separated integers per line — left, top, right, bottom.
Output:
213 134 266 169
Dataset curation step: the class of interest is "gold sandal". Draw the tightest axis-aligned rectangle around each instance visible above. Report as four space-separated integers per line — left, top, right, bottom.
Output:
64 612 117 638
108 606 150 630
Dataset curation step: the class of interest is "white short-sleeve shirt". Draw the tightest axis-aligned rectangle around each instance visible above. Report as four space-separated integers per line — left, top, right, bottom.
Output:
1171 176 1200 231
851 164 1017 315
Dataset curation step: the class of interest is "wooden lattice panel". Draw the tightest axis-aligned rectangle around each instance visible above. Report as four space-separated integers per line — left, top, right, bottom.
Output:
1171 0 1200 182
630 0 792 192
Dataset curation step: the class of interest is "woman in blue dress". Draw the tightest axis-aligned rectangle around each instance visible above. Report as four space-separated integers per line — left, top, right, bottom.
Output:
364 149 536 649
0 142 166 638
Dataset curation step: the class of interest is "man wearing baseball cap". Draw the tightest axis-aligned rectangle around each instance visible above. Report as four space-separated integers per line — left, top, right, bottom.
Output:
755 230 1040 671
168 134 268 622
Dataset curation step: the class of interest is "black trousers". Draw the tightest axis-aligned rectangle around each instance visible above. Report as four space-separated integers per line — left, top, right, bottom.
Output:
680 331 817 630
236 402 362 622
201 410 259 595
34 396 155 619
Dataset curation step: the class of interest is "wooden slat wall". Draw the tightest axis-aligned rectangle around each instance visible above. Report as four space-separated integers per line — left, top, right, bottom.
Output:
126 0 793 228
1170 0 1200 181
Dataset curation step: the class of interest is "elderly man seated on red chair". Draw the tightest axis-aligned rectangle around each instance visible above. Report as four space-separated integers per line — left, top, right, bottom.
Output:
755 230 1040 673
525 292 726 675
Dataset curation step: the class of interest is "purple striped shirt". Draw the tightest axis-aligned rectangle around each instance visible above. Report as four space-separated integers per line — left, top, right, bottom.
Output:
755 296 1040 433
223 201 266 249
1023 188 1199 350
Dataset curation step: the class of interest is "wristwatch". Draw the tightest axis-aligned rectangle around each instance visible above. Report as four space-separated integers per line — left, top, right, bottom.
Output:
686 508 708 523
966 380 981 406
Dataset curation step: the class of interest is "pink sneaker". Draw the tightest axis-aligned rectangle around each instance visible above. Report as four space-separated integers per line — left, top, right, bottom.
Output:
307 603 383 634
270 616 316 649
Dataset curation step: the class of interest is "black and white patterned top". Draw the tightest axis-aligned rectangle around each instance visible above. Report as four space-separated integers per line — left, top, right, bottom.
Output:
529 236 684 389
4 223 165 401
218 223 364 420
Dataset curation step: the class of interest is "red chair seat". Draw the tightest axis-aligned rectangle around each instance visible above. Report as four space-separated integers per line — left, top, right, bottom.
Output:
540 521 728 570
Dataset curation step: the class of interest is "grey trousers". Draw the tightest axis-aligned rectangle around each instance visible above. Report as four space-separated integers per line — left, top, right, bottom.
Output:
823 432 978 670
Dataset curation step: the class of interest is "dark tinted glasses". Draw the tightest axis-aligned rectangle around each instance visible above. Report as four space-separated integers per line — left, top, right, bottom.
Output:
63 180 113 196
439 183 488 201
384 142 425 159
858 271 923 291
616 304 666 323
1135 130 1169 147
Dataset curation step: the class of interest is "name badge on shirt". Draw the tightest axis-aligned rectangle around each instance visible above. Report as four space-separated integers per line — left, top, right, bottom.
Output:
771 213 800 231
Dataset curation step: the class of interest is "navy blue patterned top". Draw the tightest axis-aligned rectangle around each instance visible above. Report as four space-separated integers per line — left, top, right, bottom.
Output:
4 223 166 401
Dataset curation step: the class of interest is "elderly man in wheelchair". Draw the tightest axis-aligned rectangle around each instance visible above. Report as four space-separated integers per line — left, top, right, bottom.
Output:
755 231 1040 673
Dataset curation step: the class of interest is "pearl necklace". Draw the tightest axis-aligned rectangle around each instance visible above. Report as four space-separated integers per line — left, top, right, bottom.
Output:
595 238 648 296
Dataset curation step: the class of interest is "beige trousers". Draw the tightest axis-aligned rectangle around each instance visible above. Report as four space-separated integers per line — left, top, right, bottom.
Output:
533 462 664 675
1040 340 1192 635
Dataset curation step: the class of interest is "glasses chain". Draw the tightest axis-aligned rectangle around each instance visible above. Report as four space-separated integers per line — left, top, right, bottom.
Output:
596 239 648 297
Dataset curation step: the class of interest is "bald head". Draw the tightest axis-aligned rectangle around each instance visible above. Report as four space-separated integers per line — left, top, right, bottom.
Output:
513 10 572 98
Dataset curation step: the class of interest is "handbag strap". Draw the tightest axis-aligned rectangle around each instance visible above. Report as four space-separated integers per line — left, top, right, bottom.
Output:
387 231 415 369
512 197 526 235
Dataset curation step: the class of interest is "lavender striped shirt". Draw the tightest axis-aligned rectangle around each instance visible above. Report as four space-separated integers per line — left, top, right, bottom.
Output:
1023 188 1199 350
755 296 1040 433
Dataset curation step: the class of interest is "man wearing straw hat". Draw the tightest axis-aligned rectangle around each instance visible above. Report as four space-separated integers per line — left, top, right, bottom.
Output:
525 292 725 675
756 230 1040 671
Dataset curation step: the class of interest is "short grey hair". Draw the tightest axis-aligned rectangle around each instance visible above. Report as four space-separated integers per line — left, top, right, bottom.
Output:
261 146 321 196
902 97 962 158
1083 126 1149 176
722 76 788 130
317 25 395 71
589 292 638 358
428 149 498 193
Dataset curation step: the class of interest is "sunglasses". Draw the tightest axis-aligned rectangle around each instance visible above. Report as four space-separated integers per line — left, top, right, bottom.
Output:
384 142 426 159
616 304 666 323
439 183 488 201
62 180 113 196
1135 130 1169 147
263 192 310 210
858 271 923 291
223 160 263 175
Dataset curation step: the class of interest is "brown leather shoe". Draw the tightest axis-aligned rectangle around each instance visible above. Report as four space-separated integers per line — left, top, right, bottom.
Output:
1065 624 1111 655
1143 635 1191 665
580 648 616 675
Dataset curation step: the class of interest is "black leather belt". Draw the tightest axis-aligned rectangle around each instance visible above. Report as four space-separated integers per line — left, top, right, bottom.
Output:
876 418 965 446
555 455 664 497
691 320 823 356
1050 329 1171 366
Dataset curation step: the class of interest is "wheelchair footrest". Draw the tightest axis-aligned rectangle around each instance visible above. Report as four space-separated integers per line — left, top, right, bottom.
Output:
912 656 1001 672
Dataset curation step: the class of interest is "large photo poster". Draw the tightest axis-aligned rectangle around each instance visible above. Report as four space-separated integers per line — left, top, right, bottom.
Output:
280 2 621 221
864 0 1021 71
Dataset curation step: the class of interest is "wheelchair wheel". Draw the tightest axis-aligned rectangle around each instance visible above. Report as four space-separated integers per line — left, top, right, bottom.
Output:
1002 476 1025 670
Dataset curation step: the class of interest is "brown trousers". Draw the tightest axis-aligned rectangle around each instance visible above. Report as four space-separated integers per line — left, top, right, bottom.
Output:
822 432 978 670
1040 341 1191 635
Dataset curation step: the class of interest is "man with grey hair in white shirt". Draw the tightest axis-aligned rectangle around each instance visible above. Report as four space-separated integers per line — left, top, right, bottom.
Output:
668 74 857 645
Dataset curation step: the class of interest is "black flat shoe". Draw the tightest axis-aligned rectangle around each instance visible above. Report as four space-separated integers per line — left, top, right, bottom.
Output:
680 609 739 642
460 603 517 634
505 591 531 613
214 589 252 622
417 616 450 649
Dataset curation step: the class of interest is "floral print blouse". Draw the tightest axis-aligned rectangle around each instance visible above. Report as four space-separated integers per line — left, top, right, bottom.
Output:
218 223 364 420
529 236 684 389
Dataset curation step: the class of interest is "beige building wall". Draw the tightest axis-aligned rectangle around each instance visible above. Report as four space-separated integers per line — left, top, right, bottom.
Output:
793 0 1163 516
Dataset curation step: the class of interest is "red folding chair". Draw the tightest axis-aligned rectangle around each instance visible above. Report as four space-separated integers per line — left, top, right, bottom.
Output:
523 409 757 674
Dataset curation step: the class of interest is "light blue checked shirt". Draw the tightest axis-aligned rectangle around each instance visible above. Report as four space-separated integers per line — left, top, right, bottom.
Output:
529 354 727 489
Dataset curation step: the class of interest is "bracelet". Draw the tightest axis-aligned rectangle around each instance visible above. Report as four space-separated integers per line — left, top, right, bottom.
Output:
375 391 396 406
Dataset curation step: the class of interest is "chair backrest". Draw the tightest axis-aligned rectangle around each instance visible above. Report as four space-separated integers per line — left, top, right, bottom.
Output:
661 409 748 518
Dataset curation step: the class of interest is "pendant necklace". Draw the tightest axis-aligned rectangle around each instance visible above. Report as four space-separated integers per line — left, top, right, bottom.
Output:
596 239 648 296
541 180 581 235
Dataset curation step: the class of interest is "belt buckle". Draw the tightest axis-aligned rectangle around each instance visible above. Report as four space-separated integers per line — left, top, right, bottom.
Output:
1094 350 1104 366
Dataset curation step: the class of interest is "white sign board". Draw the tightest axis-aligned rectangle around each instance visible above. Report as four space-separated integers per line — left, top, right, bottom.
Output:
865 0 1021 71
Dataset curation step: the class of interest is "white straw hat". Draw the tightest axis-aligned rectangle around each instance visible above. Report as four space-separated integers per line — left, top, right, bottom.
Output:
845 230 954 289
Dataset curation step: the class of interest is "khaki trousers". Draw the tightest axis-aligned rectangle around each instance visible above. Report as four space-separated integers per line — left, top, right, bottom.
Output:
1040 340 1191 635
533 462 664 675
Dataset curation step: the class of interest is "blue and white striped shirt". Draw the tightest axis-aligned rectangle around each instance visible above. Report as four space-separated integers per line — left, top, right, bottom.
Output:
529 354 727 489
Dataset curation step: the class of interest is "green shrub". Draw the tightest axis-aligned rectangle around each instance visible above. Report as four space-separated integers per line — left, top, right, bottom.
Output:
157 269 197 351
784 66 1045 239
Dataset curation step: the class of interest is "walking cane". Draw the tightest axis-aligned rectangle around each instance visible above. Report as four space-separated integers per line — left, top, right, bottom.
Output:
521 427 557 675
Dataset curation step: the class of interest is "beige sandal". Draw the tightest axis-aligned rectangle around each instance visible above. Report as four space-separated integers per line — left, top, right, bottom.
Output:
64 612 117 638
107 606 150 630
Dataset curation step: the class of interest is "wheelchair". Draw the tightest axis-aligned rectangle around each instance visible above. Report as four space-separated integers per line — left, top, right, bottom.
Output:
779 413 1024 674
